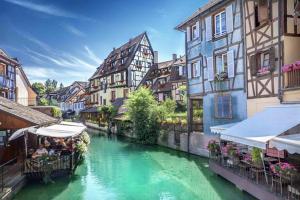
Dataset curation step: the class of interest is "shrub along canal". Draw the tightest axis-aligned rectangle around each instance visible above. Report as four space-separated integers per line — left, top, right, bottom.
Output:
14 130 255 200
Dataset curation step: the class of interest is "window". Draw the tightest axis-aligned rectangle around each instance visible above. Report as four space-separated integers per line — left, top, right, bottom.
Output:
0 131 6 146
214 94 232 118
250 47 274 76
191 62 198 78
111 91 116 102
100 96 102 105
111 74 114 84
123 89 129 98
192 24 197 40
121 71 125 82
215 53 228 74
103 99 106 105
214 11 226 36
0 64 6 76
178 66 185 76
254 0 270 27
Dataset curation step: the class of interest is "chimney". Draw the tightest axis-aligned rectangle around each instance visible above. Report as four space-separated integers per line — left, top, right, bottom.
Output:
113 47 116 51
172 54 177 61
154 51 158 64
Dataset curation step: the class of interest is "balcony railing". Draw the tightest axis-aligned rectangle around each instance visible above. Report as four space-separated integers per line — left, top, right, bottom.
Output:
284 70 300 89
209 156 300 200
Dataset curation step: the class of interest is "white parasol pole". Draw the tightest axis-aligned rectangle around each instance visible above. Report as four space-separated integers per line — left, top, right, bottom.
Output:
260 152 268 184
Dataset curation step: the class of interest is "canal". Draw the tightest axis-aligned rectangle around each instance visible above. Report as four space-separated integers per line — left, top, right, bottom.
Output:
14 130 255 200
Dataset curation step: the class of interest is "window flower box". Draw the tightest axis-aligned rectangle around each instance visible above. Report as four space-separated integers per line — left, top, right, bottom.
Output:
293 62 300 70
257 66 270 75
215 71 228 81
282 64 294 73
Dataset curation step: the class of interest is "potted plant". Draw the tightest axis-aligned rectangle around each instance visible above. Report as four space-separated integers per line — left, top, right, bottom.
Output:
215 71 228 81
257 66 270 76
251 147 263 167
207 140 220 159
270 162 297 177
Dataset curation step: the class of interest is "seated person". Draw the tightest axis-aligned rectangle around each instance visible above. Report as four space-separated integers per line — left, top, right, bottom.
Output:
32 144 48 158
43 137 51 149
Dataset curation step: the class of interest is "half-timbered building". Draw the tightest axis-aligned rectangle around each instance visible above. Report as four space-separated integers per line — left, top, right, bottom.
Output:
0 49 17 101
139 54 187 102
244 0 300 116
87 32 154 107
58 81 88 114
176 0 247 137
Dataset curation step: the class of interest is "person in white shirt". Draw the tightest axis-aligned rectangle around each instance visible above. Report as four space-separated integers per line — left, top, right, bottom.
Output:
32 144 48 158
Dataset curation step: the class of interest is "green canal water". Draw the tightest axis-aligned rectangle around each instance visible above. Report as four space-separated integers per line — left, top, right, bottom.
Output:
14 130 255 200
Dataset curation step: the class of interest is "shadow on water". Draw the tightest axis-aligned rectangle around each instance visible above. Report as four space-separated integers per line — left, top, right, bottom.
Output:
114 134 256 200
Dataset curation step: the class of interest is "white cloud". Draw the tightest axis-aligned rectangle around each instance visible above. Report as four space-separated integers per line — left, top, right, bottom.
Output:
23 66 59 79
23 66 91 85
3 0 92 20
84 45 102 64
64 24 85 37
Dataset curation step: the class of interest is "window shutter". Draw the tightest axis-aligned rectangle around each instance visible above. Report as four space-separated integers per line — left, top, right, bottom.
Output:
198 60 201 77
187 26 191 42
179 66 183 76
258 0 269 22
269 46 275 72
250 55 257 76
214 94 232 118
196 21 200 39
226 4 234 33
187 64 192 79
207 57 214 81
227 50 235 78
205 16 212 41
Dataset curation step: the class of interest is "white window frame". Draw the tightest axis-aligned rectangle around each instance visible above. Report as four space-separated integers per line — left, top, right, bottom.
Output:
215 53 228 74
214 11 226 37
191 62 198 78
192 24 197 40
261 52 270 69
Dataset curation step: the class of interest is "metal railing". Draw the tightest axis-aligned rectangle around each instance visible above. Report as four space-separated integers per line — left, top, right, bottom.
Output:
284 70 300 89
210 156 300 199
0 157 17 192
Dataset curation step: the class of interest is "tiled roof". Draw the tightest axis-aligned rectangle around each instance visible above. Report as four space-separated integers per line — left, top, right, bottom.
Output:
0 97 58 125
90 32 146 79
175 0 224 30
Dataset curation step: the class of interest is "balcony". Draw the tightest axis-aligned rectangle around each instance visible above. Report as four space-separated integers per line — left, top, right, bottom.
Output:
283 70 300 89
209 156 300 200
282 63 300 89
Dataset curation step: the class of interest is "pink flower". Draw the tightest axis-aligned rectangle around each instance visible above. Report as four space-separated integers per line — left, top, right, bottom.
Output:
282 64 293 72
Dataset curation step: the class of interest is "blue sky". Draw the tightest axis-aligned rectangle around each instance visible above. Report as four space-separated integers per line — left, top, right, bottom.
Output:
0 0 206 85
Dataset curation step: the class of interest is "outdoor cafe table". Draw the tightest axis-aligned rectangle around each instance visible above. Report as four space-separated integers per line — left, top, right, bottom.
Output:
241 160 265 184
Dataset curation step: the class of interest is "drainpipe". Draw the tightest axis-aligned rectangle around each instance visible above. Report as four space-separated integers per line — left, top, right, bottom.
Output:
278 0 283 103
242 0 247 95
184 30 191 153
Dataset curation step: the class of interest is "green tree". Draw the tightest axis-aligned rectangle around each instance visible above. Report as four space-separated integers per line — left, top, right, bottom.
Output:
45 79 58 94
59 83 64 90
176 85 187 112
98 105 117 133
39 97 49 106
32 82 46 96
51 106 62 118
125 87 160 144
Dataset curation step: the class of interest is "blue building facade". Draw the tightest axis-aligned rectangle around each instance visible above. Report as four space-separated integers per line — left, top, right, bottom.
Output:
176 0 247 135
